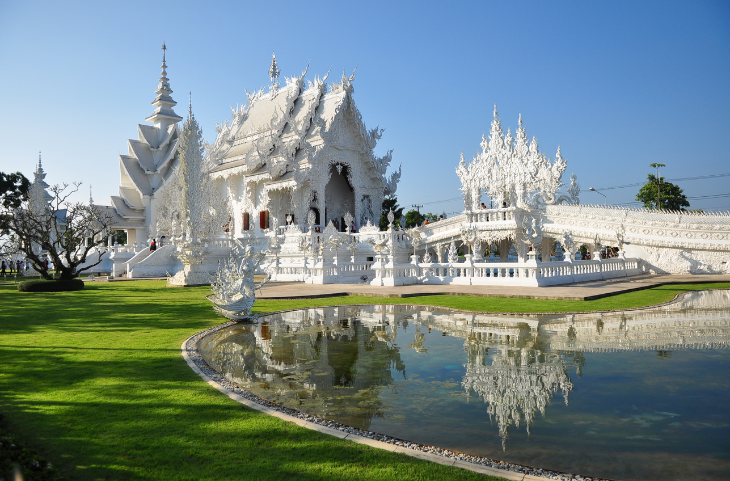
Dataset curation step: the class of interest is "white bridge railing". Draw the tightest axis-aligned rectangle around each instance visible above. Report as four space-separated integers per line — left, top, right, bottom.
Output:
267 254 642 287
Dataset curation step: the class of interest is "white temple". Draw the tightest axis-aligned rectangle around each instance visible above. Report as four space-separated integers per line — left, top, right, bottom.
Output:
92 47 729 284
204 54 399 236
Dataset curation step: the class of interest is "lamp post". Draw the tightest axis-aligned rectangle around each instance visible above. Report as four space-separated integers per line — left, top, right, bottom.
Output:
589 187 607 206
649 163 666 210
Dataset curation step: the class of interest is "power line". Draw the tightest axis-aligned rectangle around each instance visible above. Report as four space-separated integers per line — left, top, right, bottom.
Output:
615 192 730 206
405 174 730 210
597 172 730 191
687 192 730 200
415 196 463 206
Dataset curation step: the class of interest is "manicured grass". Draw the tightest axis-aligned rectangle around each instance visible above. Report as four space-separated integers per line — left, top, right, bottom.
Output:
254 282 730 314
0 281 502 481
1 280 728 480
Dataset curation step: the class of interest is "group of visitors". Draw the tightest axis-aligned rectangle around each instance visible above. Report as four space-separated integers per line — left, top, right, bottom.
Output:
149 236 166 252
1 258 36 277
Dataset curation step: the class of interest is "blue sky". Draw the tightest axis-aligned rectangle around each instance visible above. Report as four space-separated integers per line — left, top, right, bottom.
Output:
1 1 728 214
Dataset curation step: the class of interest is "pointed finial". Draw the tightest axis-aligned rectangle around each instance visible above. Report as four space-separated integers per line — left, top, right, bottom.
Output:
89 184 94 205
38 151 42 169
269 52 280 84
518 113 523 127
162 42 166 63
189 91 192 117
493 104 498 119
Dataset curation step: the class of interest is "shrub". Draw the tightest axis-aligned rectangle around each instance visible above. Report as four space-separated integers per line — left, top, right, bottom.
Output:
18 279 85 292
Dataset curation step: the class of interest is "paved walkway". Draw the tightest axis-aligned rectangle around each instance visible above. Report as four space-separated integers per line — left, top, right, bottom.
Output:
256 274 730 301
63 273 730 301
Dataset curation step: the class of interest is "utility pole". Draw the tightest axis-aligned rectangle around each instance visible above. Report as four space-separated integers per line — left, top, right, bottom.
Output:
650 163 666 210
412 203 424 226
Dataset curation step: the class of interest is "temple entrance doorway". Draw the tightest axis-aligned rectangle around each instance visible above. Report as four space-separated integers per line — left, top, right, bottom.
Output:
324 163 355 231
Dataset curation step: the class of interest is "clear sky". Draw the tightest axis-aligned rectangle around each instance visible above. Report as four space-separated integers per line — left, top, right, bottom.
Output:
1 1 728 215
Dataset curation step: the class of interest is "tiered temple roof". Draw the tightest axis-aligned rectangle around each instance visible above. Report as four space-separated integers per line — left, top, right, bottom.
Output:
206 60 398 195
112 43 181 227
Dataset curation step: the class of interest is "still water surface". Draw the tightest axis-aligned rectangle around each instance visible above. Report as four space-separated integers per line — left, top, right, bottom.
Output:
199 290 730 480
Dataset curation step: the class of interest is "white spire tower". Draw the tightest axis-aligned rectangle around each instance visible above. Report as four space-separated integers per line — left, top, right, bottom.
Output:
145 43 183 129
29 152 53 216
269 52 280 89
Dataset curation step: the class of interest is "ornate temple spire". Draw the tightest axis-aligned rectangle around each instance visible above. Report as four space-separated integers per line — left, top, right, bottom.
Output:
89 184 94 205
29 152 52 215
269 52 280 86
145 43 183 129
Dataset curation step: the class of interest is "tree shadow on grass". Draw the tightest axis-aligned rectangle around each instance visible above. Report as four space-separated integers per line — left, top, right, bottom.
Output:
0 357 493 481
0 281 497 480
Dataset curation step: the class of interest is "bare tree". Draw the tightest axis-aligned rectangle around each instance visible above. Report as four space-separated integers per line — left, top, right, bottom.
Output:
1 182 113 280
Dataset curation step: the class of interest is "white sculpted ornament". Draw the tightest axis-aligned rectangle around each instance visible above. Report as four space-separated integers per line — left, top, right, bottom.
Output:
460 225 478 254
344 212 353 233
560 231 578 259
409 227 423 257
523 217 544 248
209 239 270 320
457 106 574 210
448 239 459 264
164 105 232 286
157 105 231 244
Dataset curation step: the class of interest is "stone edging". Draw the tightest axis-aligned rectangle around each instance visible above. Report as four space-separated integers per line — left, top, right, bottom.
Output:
182 313 625 481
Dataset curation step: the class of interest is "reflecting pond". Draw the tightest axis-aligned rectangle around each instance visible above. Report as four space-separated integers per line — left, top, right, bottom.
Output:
199 290 730 481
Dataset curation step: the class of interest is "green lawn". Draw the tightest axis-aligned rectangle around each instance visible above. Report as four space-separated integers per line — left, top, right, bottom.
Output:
1 280 728 480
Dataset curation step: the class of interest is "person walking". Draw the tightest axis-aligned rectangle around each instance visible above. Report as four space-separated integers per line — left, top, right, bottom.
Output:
150 239 157 252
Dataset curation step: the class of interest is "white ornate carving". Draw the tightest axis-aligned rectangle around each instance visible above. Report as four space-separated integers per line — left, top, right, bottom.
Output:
447 239 459 264
457 107 576 211
206 63 399 239
157 108 231 244
209 239 270 319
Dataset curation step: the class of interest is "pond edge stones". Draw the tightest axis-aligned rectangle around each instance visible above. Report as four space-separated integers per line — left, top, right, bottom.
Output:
182 315 615 481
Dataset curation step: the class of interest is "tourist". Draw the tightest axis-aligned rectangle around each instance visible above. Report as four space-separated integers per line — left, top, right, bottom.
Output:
438 215 443 221
424 219 429 225
150 239 157 252
159 236 165 247
351 221 356 233
315 226 321 233
1 261 6 277
481 203 486 209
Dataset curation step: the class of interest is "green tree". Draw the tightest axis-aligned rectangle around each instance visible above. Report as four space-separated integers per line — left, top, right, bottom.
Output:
404 209 422 228
423 213 439 223
0 171 30 209
404 210 439 228
636 174 690 211
379 197 404 230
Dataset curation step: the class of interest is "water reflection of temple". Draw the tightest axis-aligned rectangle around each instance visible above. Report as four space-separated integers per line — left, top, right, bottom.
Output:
199 306 407 430
198 290 730 448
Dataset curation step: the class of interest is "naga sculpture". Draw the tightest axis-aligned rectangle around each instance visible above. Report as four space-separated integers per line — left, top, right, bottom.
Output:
208 239 270 320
